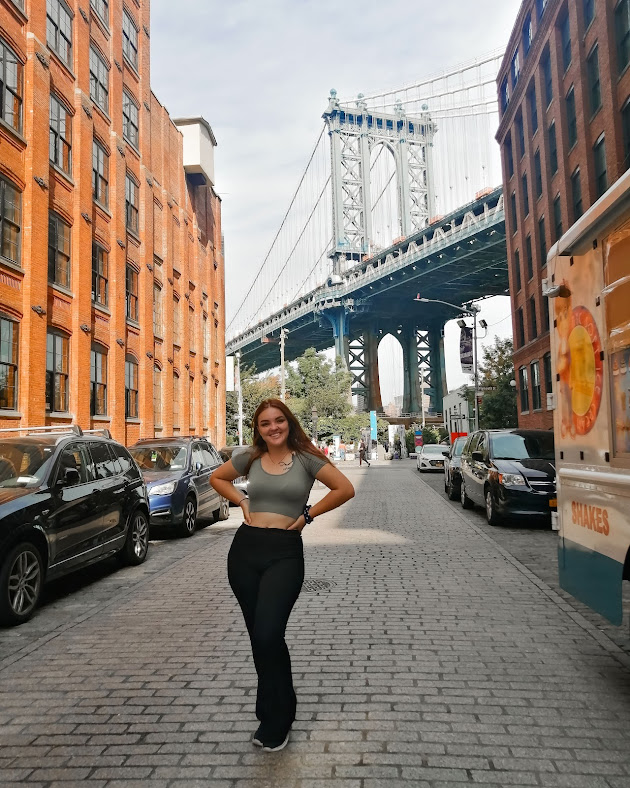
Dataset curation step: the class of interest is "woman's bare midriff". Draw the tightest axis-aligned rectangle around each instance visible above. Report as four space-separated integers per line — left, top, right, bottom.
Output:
248 511 295 529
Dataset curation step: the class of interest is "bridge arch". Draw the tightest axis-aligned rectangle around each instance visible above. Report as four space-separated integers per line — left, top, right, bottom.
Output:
369 141 402 252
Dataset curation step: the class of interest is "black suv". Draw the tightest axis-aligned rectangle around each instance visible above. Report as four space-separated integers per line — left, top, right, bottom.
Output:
459 429 556 525
0 426 150 625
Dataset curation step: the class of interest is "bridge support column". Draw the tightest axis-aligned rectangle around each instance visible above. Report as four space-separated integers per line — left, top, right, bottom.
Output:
319 307 350 369
401 326 421 415
365 329 383 413
427 325 447 416
400 323 447 417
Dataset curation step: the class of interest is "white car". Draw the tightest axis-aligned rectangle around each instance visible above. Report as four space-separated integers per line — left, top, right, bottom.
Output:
416 443 447 472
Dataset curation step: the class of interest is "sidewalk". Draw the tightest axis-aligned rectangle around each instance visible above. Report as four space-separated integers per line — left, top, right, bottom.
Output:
1 464 630 786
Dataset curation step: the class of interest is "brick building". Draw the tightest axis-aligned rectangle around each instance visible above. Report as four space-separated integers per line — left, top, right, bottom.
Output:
496 0 630 428
0 0 225 446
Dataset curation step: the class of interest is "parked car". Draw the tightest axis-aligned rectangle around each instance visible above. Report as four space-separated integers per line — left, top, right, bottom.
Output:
459 429 556 525
219 445 250 503
0 426 149 626
129 437 229 537
416 443 447 472
443 435 468 500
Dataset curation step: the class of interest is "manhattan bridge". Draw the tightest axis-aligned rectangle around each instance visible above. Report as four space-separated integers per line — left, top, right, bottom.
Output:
225 53 508 417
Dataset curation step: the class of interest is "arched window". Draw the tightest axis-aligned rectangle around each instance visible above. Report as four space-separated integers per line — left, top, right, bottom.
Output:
153 364 162 427
46 329 69 412
0 314 19 410
125 354 138 418
173 371 180 429
90 343 107 415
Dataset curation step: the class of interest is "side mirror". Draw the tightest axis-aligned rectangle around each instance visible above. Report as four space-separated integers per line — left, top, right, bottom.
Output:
471 450 483 462
195 462 203 472
442 450 449 457
59 467 81 486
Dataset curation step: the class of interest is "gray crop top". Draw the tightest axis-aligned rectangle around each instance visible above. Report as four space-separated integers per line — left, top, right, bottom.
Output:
231 448 327 519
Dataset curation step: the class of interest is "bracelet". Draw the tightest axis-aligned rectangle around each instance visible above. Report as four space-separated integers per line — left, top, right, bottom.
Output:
303 504 314 524
238 494 249 504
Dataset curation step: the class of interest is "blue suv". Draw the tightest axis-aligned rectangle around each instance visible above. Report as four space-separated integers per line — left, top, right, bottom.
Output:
129 437 229 537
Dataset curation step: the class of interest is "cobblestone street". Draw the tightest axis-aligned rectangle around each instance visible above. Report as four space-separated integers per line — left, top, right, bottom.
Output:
1 462 630 787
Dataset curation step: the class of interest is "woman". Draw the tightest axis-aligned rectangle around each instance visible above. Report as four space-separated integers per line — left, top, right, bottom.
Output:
358 439 370 468
211 399 354 752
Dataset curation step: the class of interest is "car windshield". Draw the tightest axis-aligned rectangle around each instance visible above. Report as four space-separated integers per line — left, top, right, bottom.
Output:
452 438 466 457
491 433 555 461
422 444 445 456
129 445 188 471
0 441 56 487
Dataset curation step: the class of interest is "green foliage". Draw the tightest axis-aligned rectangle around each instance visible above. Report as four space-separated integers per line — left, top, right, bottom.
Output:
476 336 518 429
225 363 280 446
285 348 352 423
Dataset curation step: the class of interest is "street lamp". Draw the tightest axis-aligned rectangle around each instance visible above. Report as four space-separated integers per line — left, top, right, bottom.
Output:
311 406 318 444
414 294 481 431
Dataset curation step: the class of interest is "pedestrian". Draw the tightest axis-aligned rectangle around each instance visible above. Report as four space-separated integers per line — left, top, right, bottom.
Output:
358 439 371 468
210 398 355 752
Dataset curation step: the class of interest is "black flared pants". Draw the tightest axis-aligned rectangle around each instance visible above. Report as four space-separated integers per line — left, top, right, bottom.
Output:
227 524 304 741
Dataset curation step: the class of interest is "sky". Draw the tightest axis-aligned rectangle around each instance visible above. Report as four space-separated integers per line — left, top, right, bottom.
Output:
150 0 523 405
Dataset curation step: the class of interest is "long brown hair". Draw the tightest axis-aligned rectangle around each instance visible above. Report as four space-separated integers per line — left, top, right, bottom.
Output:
245 398 331 472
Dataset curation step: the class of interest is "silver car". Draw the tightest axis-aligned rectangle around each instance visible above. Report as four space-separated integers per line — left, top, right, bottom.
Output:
416 443 447 472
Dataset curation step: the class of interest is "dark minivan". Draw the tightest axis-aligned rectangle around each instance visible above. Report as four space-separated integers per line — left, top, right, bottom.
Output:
459 429 556 525
443 435 468 500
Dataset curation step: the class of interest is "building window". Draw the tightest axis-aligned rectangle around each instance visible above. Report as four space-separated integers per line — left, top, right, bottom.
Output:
527 82 538 134
543 292 550 332
553 195 563 242
126 265 138 321
530 296 538 340
500 77 509 113
122 10 139 70
46 0 73 68
514 249 522 292
153 282 162 337
90 344 107 416
505 135 514 178
526 234 533 280
0 38 23 133
0 176 21 266
622 98 630 171
510 191 518 232
536 0 548 20
543 352 552 403
189 307 196 353
584 0 595 28
153 364 161 427
125 173 139 234
92 243 108 305
566 86 577 148
516 113 525 157
571 167 583 220
125 356 138 418
173 296 181 345
122 90 139 148
538 215 547 267
203 314 209 359
587 44 602 116
173 372 180 428
0 315 18 410
49 95 71 175
48 212 71 289
594 135 608 198
46 330 69 412
92 138 108 207
523 13 533 55
531 360 542 410
511 50 520 88
517 307 525 347
560 11 571 71
534 149 542 197
521 174 530 217
89 46 109 114
542 48 553 106
203 378 209 428
90 0 108 25
616 0 630 74
548 122 558 175
189 375 195 426
519 366 529 412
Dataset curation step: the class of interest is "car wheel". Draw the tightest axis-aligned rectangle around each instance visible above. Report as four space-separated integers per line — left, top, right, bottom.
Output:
460 481 474 509
0 541 44 626
178 496 197 537
121 510 149 565
447 479 459 501
485 489 502 526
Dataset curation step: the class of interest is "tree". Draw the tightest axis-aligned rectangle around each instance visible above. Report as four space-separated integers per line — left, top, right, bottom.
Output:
225 364 280 445
285 348 352 426
476 336 518 429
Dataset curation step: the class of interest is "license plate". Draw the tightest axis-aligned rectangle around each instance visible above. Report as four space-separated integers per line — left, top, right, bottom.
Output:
549 498 557 508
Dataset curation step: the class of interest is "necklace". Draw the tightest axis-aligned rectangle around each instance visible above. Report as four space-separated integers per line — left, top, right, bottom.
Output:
268 451 293 468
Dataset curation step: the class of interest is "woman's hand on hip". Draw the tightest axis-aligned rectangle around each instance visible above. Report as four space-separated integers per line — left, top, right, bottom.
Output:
240 498 252 525
287 514 306 532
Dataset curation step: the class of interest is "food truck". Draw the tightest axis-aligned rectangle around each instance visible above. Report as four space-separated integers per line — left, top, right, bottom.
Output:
547 169 630 626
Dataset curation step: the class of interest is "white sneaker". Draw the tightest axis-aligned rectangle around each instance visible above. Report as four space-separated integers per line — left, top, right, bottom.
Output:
262 733 289 752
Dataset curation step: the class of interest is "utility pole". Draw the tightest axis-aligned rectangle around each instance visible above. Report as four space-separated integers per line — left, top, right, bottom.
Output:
280 328 288 402
472 307 479 432
235 350 244 445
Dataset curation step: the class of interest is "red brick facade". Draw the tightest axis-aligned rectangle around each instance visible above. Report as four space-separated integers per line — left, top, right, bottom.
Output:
0 0 225 447
497 0 630 429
